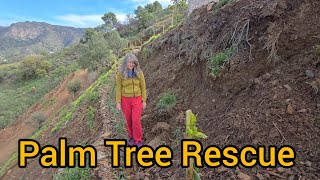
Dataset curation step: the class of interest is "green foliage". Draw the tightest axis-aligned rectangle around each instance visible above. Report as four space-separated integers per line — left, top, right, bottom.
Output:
67 79 82 97
86 106 95 128
214 0 234 13
208 47 234 77
18 55 52 79
185 110 207 180
78 31 113 72
102 12 118 30
170 0 188 25
156 92 177 111
32 111 46 128
104 30 128 58
52 156 91 180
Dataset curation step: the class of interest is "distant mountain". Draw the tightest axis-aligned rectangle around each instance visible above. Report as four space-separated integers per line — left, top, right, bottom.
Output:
0 21 85 62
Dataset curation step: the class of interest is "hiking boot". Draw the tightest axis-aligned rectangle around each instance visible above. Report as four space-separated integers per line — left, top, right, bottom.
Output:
128 138 135 146
136 141 143 148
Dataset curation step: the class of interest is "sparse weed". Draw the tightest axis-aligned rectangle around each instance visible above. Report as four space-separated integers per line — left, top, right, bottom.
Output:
156 92 177 111
208 47 234 77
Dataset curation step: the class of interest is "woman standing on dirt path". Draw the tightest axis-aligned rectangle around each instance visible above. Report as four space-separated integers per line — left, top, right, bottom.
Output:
116 53 147 148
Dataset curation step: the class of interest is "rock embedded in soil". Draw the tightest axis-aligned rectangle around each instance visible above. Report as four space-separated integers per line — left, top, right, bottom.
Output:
305 160 312 167
237 172 251 180
256 173 265 180
287 104 295 114
305 70 315 78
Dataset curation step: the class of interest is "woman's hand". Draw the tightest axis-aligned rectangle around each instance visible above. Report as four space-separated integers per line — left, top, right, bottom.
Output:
116 103 121 111
142 102 146 110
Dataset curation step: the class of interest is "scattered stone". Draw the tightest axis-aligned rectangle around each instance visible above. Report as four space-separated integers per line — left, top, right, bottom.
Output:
305 70 315 78
212 99 216 103
287 105 295 114
284 84 292 91
288 175 296 180
273 94 278 99
256 173 265 180
297 109 307 113
272 80 279 86
100 131 111 138
264 173 271 179
97 152 107 161
148 136 162 148
277 167 286 173
285 99 292 103
269 128 280 138
254 78 261 84
261 73 271 80
207 3 214 11
217 166 229 173
305 160 312 167
193 15 200 20
237 172 251 180
152 122 170 132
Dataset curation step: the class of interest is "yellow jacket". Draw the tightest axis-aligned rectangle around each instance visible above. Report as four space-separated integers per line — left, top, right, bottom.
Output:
116 70 147 103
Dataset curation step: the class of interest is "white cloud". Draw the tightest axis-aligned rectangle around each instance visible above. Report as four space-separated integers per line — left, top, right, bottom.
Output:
115 13 127 22
55 13 128 28
55 14 104 28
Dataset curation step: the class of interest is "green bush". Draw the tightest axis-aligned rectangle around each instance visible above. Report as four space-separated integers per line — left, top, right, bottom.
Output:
157 92 177 111
86 106 95 128
208 47 234 76
32 111 46 128
18 55 52 79
67 79 81 97
214 0 234 13
52 156 91 180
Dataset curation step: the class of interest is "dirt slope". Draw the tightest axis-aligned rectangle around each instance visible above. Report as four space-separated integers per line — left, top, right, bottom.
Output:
0 69 91 178
134 0 320 179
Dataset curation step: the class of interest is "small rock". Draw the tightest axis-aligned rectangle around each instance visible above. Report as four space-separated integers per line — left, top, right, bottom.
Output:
285 99 292 103
212 99 216 103
305 70 315 78
284 84 292 91
207 3 214 11
256 173 265 180
237 172 251 180
148 136 162 148
273 94 278 99
217 166 229 173
235 166 241 173
261 73 271 80
297 109 307 113
254 78 261 84
272 80 279 86
269 128 280 138
152 122 170 132
305 160 312 167
193 15 200 20
264 173 271 179
287 105 295 114
288 175 296 180
277 167 286 173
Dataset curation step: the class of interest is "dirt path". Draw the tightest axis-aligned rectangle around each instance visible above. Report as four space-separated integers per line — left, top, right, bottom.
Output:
92 84 118 179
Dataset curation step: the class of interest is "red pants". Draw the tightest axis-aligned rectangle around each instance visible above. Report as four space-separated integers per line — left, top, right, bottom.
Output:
121 96 143 143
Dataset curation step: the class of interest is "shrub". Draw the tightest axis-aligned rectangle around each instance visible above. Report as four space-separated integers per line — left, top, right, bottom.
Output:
156 92 177 111
86 106 95 128
32 112 46 128
18 55 52 79
214 0 234 13
208 47 234 77
67 79 81 97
